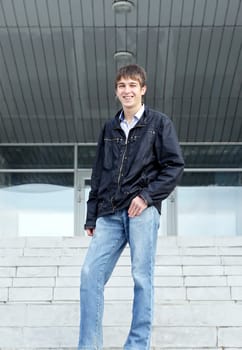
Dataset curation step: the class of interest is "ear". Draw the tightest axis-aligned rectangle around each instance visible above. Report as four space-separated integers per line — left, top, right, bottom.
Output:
141 85 147 96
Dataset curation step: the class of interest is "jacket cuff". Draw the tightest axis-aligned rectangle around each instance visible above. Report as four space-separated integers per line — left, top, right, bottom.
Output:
84 222 96 230
139 190 153 206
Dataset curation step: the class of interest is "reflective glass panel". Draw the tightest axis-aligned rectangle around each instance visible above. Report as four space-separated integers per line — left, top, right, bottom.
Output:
181 145 242 169
0 146 74 169
0 173 74 237
78 145 97 168
177 172 242 236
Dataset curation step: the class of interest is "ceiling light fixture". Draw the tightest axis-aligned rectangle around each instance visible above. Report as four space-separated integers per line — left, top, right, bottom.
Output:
113 51 134 68
112 0 134 13
113 51 134 61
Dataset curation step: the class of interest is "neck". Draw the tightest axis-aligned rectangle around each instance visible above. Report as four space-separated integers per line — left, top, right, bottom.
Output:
123 104 142 122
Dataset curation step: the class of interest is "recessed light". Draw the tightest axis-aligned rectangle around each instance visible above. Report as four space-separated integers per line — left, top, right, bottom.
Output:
112 0 134 13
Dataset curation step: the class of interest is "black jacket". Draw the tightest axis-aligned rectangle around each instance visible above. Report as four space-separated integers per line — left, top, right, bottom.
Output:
85 106 184 229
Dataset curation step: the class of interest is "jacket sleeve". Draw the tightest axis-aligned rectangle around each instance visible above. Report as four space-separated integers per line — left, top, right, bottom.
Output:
84 126 105 229
139 116 184 205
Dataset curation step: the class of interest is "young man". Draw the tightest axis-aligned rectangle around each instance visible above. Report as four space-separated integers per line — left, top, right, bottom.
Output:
78 64 184 350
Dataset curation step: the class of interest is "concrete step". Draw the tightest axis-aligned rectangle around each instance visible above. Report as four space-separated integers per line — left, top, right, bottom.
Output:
1 302 242 327
0 236 242 349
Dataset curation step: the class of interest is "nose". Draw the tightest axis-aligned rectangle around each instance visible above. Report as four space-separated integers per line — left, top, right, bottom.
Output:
124 85 131 93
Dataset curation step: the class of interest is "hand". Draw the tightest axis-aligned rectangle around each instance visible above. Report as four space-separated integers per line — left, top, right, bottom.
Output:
86 228 95 236
128 196 148 218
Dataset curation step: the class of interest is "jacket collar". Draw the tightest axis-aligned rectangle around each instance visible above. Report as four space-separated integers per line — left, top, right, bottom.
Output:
113 106 149 130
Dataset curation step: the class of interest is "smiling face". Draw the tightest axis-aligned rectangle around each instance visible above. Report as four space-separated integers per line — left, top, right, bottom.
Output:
115 77 147 112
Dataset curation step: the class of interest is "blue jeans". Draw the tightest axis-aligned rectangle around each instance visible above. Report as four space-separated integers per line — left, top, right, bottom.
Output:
78 206 160 350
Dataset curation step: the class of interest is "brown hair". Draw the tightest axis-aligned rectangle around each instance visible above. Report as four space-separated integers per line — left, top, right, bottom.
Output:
115 64 147 89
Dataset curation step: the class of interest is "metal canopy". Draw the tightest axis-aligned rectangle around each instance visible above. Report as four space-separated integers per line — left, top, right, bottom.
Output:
0 0 242 144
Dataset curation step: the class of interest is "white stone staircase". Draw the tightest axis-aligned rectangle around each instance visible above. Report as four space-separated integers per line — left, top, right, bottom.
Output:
0 236 242 349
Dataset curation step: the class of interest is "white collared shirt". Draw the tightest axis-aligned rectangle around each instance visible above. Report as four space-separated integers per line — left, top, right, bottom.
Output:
119 104 145 138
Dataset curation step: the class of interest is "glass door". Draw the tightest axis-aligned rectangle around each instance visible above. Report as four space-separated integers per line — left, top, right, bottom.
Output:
76 169 92 235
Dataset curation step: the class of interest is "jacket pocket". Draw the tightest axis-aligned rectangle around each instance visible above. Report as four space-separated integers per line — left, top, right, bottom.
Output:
142 129 156 159
103 139 112 170
104 138 121 170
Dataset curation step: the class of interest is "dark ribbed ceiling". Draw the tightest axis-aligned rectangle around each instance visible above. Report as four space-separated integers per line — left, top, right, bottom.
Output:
0 0 242 143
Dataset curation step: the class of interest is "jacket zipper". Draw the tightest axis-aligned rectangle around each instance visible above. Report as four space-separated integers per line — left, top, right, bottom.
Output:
117 136 128 186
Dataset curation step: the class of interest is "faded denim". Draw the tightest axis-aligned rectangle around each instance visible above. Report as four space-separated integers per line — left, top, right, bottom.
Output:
78 206 160 350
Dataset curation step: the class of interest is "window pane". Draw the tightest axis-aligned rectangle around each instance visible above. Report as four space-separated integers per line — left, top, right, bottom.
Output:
0 146 74 169
0 173 74 237
177 173 242 236
78 145 97 168
180 171 242 186
181 145 242 169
